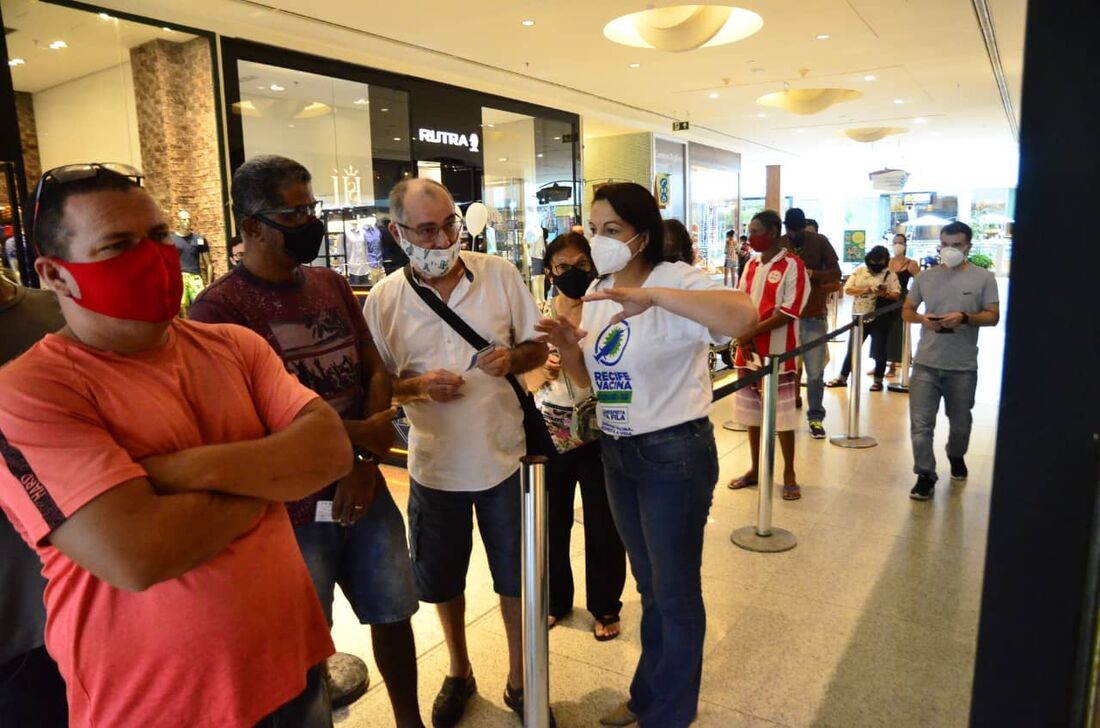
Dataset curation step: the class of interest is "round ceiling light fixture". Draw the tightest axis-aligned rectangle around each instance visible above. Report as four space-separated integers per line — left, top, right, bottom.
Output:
843 126 909 143
603 4 763 52
756 88 862 115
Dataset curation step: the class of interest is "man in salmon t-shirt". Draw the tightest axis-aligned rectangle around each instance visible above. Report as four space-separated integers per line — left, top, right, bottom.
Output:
0 163 351 728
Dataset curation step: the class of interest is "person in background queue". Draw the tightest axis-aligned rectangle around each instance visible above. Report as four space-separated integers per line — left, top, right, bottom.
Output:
723 228 738 286
664 218 696 265
229 235 246 266
737 235 752 285
781 208 841 439
826 245 901 391
364 178 550 727
189 156 423 727
885 232 920 379
0 269 67 727
904 222 999 500
805 218 820 234
528 232 627 641
538 182 758 728
0 163 351 728
728 210 811 499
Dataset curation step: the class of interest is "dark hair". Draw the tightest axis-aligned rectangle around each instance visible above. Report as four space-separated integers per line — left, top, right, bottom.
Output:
664 219 695 265
739 235 748 242
805 218 819 229
544 232 592 277
591 182 665 268
752 209 783 238
32 170 141 259
866 244 890 263
232 155 312 228
725 229 735 238
893 232 908 242
940 221 973 243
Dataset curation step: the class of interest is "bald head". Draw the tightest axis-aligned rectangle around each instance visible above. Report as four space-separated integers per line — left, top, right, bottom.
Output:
388 178 454 225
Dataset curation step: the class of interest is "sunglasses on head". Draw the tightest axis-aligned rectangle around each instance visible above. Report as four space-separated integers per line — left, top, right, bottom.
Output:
30 163 144 253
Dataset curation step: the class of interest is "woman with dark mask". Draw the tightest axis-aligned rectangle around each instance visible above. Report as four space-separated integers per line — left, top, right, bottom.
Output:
884 233 920 378
827 244 901 391
528 233 627 641
536 183 757 727
663 218 695 265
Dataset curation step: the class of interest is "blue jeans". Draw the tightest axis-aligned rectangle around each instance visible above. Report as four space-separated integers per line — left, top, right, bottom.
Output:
295 483 419 626
601 418 719 728
909 364 978 478
800 317 828 422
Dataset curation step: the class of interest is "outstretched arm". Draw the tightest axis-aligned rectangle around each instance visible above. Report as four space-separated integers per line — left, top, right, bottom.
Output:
583 287 758 338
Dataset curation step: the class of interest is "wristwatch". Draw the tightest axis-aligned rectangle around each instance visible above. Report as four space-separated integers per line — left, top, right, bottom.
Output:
354 447 382 466
960 312 970 326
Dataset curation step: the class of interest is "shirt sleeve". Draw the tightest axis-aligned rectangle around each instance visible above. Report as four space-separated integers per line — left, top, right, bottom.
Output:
908 273 924 308
779 257 810 318
665 263 729 343
363 286 399 375
229 327 320 433
820 236 841 275
981 272 1000 308
333 271 372 343
0 367 146 545
187 287 242 326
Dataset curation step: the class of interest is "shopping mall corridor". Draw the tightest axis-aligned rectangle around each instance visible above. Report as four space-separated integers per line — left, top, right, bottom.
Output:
331 283 1006 727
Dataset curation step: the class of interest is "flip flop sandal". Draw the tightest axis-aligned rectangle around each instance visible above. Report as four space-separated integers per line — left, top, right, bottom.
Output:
727 476 758 490
782 484 802 500
870 382 884 392
593 614 621 642
825 378 847 388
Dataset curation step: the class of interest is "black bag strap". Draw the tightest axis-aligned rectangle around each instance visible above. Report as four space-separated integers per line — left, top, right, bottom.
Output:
403 265 531 406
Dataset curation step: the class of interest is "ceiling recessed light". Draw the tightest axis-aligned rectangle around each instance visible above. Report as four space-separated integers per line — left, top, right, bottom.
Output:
381 108 389 112
915 117 927 124
288 124 295 128
604 6 763 51
863 74 876 81
487 123 496 128
162 27 173 33
8 58 25 66
756 112 766 118
498 157 509 162
393 137 402 141
893 98 904 104
269 84 285 91
521 19 536 27
48 40 68 50
98 12 111 20
553 136 560 140
629 63 641 69
353 98 368 105
815 34 831 40
708 91 720 99
537 153 544 158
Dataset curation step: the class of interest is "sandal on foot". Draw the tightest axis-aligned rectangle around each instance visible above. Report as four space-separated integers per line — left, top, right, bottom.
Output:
593 614 621 642
825 378 847 388
870 381 884 392
782 484 802 500
727 475 758 490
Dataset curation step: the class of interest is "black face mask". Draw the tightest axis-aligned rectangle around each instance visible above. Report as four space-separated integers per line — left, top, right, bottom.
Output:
258 215 326 265
553 266 596 299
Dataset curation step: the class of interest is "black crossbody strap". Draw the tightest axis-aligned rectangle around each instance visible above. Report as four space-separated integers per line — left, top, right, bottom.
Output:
403 265 529 405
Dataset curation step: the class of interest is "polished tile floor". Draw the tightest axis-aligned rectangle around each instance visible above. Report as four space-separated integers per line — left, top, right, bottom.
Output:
333 286 1005 727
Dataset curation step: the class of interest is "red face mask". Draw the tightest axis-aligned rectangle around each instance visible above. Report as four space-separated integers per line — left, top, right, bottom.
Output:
54 239 183 322
748 232 772 252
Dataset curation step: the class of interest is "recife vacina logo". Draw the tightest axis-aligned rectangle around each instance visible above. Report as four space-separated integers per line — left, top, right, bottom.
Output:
593 320 630 366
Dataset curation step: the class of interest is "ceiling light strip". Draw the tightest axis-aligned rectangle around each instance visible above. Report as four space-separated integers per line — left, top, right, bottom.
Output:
227 0 792 156
970 0 1019 141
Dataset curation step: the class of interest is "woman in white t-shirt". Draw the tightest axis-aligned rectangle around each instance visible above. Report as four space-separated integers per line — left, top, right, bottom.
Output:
827 245 900 390
536 183 757 728
528 232 627 641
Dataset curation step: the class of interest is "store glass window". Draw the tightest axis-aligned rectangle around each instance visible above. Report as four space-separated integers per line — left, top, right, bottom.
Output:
688 142 740 270
654 137 686 223
1 0 227 279
236 61 412 285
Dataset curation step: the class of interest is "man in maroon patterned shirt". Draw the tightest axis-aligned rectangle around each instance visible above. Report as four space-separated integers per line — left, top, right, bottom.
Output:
190 155 423 727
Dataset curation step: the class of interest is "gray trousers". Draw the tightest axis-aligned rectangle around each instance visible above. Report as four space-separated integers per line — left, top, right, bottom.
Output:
909 364 978 479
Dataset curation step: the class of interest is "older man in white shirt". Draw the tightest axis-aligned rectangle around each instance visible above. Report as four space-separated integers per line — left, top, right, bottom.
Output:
364 178 548 728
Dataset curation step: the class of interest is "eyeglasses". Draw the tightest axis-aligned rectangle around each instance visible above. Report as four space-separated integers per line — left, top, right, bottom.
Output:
551 260 592 276
252 200 324 226
30 163 144 252
396 216 462 245
230 252 245 264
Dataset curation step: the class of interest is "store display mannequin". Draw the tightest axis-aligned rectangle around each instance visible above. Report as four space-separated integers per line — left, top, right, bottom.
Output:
171 210 212 317
345 218 369 285
364 215 384 285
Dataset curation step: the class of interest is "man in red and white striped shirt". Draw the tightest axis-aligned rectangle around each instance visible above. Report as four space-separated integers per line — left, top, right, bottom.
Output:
729 210 810 500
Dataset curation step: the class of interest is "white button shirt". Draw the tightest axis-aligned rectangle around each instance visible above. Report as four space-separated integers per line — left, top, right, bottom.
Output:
364 252 542 491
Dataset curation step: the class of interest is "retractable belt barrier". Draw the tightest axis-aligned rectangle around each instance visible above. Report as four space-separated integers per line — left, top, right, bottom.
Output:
719 299 905 553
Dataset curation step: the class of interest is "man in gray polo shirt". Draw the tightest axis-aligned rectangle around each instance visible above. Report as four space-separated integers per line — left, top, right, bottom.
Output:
902 221 1000 500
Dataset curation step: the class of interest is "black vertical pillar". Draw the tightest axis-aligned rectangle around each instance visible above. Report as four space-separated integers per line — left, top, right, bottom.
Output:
0 3 35 286
970 0 1100 724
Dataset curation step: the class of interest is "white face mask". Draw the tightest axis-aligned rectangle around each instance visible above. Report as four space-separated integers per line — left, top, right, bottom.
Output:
399 233 462 278
590 233 641 276
893 244 907 257
940 247 967 268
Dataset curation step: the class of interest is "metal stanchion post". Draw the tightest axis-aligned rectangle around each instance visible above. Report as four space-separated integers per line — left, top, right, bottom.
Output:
731 357 798 552
830 313 878 449
520 455 550 727
888 319 912 393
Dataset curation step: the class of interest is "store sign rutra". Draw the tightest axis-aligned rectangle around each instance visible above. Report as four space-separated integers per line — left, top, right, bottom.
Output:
418 128 480 153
